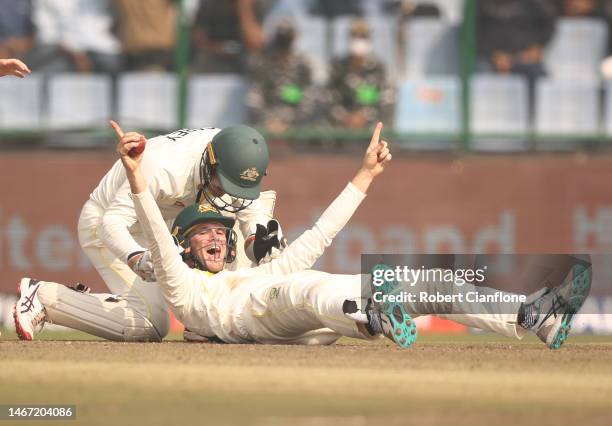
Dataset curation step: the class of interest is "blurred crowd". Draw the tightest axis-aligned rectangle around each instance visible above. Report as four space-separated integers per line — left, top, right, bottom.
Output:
2 0 612 132
476 0 612 85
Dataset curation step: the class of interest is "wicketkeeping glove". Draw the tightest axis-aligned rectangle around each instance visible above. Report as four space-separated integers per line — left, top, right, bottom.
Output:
128 250 156 282
245 219 288 264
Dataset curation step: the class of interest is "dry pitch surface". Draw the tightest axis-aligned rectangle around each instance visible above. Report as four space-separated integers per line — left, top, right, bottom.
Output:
1 331 612 426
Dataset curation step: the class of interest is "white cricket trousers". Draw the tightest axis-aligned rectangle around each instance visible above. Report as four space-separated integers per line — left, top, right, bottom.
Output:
236 271 526 344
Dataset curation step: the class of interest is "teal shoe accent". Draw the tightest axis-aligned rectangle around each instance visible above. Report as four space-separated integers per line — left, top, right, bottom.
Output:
381 303 418 348
550 264 592 350
372 263 417 348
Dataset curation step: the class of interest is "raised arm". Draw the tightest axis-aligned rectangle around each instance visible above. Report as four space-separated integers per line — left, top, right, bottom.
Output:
100 122 158 268
111 120 198 309
258 123 391 275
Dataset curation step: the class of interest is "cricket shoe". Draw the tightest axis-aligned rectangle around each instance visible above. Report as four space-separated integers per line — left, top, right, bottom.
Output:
379 302 418 348
343 299 417 348
373 263 417 348
344 262 418 349
13 278 47 341
518 263 592 350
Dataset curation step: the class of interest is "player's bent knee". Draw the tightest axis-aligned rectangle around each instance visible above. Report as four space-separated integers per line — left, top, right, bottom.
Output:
119 300 169 342
106 302 169 342
123 316 164 342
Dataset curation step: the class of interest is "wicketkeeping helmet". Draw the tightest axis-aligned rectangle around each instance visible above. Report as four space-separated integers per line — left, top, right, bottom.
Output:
171 203 238 268
198 125 269 213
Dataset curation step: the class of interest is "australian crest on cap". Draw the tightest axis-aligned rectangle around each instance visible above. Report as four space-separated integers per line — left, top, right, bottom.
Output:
198 204 218 214
240 167 260 182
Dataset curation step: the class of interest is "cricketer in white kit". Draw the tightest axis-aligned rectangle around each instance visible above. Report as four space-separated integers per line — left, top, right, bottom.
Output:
14 124 591 349
74 122 283 341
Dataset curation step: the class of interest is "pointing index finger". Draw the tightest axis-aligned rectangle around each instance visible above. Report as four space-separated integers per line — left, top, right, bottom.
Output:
368 122 383 150
109 120 124 139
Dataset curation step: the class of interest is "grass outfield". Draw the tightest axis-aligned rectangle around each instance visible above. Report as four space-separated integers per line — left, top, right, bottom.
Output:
1 330 612 426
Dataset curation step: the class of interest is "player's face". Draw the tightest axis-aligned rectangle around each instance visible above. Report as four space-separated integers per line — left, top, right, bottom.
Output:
188 222 228 273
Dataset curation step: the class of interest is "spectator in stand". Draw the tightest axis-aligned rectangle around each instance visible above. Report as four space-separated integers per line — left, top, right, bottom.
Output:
476 0 558 86
192 0 273 74
25 0 120 74
0 0 34 62
246 19 315 133
113 0 177 72
326 19 392 130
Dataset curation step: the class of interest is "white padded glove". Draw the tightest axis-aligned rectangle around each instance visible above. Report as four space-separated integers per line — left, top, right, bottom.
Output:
128 250 156 282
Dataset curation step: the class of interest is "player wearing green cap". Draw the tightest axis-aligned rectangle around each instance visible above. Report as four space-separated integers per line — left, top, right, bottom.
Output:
70 121 284 342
